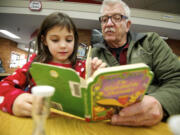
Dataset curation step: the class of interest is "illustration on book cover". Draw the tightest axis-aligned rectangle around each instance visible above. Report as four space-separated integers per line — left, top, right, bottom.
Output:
90 69 151 121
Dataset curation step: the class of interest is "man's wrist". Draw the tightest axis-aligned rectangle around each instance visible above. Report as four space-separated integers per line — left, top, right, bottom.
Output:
162 108 169 121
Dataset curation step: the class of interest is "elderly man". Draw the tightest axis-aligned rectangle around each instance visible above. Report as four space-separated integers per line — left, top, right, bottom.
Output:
92 0 180 126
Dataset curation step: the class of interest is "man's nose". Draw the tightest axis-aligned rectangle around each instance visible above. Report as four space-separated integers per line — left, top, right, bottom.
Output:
106 18 114 25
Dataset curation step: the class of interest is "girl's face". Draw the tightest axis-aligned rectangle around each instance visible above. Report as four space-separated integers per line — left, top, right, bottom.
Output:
44 26 75 64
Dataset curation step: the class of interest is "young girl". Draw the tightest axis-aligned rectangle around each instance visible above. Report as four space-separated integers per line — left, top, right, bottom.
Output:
0 12 106 117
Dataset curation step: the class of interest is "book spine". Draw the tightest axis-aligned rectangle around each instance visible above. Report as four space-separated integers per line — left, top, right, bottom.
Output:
83 88 92 122
85 46 92 79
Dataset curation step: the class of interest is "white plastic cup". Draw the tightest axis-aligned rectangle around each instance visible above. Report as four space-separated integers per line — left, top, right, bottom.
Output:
31 85 55 135
32 85 55 97
168 115 180 135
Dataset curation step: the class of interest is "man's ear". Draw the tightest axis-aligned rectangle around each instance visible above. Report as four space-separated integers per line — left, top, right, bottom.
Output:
126 20 131 32
41 35 47 46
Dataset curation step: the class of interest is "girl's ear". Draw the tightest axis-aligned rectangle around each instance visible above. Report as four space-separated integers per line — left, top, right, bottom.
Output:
41 35 47 46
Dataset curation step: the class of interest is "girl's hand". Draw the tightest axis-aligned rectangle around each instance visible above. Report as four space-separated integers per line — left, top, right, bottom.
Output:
91 57 106 75
12 93 34 117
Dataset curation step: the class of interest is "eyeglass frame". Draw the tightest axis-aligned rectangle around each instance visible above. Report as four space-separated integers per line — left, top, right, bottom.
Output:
99 13 128 24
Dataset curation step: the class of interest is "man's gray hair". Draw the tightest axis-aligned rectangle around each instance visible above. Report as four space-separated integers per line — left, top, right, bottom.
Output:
100 0 131 19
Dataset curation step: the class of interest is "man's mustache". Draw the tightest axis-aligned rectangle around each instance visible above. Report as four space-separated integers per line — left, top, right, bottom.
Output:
104 27 115 32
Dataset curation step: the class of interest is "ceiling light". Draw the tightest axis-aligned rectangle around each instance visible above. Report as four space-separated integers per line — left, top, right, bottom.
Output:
0 30 20 39
160 36 168 40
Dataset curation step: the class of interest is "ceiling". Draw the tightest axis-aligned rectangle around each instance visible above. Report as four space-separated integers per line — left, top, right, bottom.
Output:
124 0 180 15
0 0 180 47
65 0 180 15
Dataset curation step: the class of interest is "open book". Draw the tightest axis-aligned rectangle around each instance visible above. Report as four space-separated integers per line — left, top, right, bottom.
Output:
30 61 153 122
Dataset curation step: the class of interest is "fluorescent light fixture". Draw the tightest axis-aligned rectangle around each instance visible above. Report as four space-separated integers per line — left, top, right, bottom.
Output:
160 36 168 40
0 30 20 39
25 48 35 53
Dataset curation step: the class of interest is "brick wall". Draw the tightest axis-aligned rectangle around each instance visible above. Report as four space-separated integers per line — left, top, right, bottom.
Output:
0 37 28 74
78 29 91 45
166 39 180 56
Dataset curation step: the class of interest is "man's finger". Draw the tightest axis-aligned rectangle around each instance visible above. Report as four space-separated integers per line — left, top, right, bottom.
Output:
119 101 145 117
111 114 153 126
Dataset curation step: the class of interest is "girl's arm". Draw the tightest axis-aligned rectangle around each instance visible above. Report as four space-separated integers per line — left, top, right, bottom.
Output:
0 55 36 116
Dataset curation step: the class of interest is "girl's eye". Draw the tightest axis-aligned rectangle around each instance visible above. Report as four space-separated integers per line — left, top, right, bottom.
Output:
51 39 59 42
66 39 73 43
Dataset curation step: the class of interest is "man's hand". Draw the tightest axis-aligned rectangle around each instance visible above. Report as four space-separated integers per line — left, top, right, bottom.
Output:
12 93 34 117
111 95 164 126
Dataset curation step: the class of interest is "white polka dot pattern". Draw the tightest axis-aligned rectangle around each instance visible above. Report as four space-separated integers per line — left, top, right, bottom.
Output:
0 96 4 104
81 68 84 72
13 79 19 84
22 69 27 72
2 107 7 112
78 63 82 66
1 83 9 86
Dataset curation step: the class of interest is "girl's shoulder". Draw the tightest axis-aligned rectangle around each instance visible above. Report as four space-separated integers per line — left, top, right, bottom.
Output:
29 53 36 62
21 53 36 69
76 59 86 65
75 60 86 70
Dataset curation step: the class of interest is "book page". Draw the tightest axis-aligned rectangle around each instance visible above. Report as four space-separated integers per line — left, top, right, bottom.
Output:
90 63 149 83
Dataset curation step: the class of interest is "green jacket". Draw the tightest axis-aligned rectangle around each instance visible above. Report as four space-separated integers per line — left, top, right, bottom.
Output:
92 31 180 117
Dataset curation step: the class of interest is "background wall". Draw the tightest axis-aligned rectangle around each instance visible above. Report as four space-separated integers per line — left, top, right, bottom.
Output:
0 29 91 74
0 30 179 74
166 39 180 56
0 37 28 74
78 29 91 45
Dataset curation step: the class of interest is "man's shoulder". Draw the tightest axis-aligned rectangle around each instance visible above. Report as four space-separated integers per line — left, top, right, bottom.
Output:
92 42 107 54
130 31 162 47
145 32 160 38
131 31 160 41
92 42 106 48
139 32 161 40
92 44 103 56
143 32 163 45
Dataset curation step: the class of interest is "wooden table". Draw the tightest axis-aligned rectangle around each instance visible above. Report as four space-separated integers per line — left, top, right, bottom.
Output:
0 73 10 76
0 111 173 135
0 73 10 80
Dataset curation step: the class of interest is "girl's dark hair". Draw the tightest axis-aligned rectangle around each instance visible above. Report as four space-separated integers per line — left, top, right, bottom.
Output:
25 12 79 90
34 12 79 67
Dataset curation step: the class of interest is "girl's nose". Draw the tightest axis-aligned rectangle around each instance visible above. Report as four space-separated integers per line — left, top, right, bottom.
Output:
59 41 66 48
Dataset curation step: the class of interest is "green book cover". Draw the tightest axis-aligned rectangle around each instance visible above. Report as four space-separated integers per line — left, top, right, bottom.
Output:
30 62 153 122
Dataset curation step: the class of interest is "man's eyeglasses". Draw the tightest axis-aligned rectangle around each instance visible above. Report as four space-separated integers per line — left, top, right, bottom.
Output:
99 14 128 24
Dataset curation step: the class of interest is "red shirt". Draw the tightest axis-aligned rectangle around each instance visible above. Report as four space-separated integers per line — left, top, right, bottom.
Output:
0 54 85 114
109 43 129 65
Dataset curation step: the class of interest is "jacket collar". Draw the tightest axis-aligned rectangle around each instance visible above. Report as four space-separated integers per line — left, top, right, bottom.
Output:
130 31 147 43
